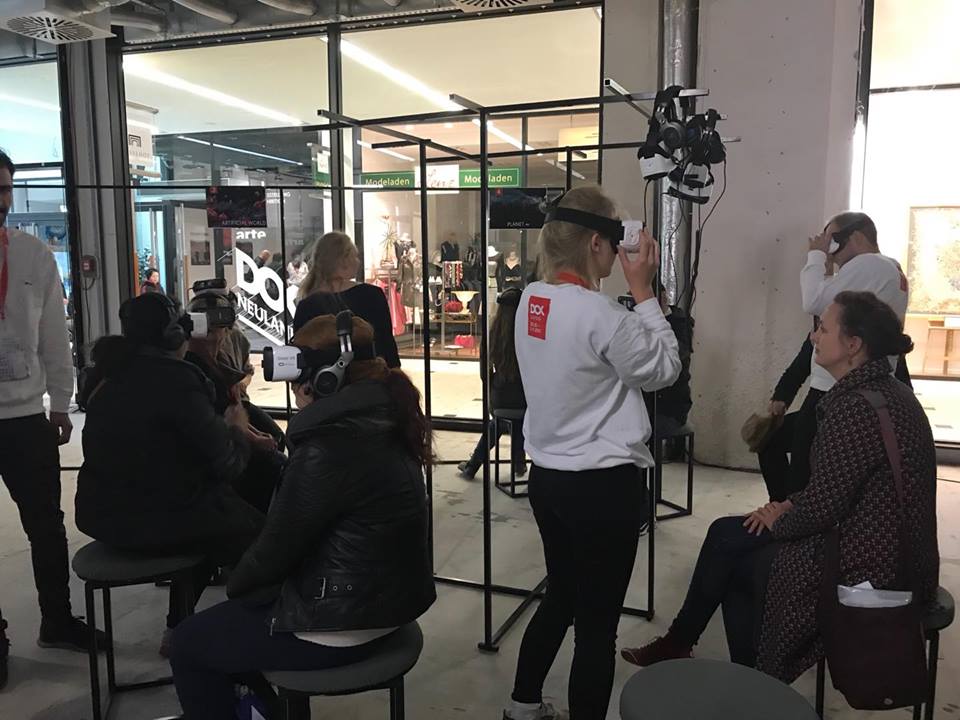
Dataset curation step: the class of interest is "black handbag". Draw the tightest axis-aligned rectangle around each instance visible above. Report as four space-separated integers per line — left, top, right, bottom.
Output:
817 388 928 710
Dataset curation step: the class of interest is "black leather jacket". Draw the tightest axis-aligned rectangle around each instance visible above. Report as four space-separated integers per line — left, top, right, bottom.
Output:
226 381 436 633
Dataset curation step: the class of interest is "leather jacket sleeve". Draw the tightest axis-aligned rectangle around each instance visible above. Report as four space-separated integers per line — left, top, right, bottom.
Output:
166 373 250 486
227 442 345 600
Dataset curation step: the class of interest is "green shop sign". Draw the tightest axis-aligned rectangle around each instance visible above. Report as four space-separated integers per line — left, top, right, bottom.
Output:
359 171 416 188
459 167 521 188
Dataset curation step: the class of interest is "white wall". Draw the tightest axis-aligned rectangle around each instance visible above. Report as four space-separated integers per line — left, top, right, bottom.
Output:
603 0 862 466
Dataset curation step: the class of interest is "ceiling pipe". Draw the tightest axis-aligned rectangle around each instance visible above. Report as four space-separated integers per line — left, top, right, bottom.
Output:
109 8 165 31
256 0 318 15
171 0 239 24
382 0 404 6
74 0 131 9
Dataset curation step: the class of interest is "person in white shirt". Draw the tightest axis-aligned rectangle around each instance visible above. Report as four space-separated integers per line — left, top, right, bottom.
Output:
0 151 103 690
764 211 909 500
504 186 680 720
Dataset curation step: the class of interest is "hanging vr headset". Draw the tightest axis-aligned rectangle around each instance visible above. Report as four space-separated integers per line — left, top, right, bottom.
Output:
261 310 376 397
638 86 691 180
666 109 727 205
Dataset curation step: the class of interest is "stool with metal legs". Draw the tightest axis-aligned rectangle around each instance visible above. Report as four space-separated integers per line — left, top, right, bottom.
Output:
72 541 205 720
492 408 527 499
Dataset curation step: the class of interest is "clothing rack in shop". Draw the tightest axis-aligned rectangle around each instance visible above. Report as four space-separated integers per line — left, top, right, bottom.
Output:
311 85 713 653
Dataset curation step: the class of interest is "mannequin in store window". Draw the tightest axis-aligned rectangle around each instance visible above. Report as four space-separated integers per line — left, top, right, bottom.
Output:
398 246 422 332
295 231 401 368
440 233 460 262
496 247 525 292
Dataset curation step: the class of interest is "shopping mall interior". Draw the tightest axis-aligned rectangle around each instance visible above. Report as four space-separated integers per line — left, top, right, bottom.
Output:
0 0 957 718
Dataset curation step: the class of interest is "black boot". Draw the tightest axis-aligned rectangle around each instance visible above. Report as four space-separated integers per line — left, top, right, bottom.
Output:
457 461 480 479
38 616 109 653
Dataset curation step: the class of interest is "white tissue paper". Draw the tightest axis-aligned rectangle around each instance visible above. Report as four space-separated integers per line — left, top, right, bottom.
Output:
837 581 912 608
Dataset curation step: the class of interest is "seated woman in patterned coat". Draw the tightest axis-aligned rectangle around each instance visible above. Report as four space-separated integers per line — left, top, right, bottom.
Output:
622 291 939 683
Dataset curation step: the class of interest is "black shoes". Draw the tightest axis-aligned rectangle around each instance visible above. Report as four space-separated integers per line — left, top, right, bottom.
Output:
0 618 8 691
37 616 109 653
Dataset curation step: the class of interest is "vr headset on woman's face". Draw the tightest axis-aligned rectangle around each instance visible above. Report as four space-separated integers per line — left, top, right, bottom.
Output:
543 202 646 252
261 310 376 397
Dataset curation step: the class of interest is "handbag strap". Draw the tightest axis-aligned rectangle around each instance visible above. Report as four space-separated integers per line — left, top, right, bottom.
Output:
855 388 917 592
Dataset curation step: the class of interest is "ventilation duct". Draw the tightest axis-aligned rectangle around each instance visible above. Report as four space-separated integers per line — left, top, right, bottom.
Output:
256 0 318 15
0 0 114 44
171 0 238 24
108 8 163 32
451 0 551 11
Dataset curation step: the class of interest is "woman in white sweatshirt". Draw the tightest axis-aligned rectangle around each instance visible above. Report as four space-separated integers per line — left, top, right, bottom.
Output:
504 186 681 720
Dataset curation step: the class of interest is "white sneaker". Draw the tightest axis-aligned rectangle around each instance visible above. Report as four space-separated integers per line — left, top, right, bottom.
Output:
503 700 568 720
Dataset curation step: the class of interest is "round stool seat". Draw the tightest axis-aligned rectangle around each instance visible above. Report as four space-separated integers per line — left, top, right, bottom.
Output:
265 622 423 695
620 658 819 720
492 408 525 421
925 586 955 632
72 540 205 584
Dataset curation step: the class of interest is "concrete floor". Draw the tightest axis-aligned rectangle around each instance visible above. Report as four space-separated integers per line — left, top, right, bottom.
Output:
1 415 958 719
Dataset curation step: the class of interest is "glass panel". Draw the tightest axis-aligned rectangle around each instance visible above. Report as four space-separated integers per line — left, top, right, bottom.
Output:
871 0 960 88
342 8 602 119
0 61 63 164
862 89 960 442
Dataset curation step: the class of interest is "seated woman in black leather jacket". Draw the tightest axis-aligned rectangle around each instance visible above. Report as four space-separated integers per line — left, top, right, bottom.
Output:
169 314 437 720
76 294 264 635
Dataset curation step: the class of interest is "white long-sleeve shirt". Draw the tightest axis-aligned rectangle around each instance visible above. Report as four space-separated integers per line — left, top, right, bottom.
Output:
515 281 681 471
800 249 908 391
0 228 74 419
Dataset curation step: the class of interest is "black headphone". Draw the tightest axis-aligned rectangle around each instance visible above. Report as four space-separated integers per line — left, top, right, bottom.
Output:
307 310 357 397
653 85 689 150
120 293 189 351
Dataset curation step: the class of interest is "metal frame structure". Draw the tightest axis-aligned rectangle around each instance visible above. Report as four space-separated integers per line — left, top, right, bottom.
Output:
308 86 711 650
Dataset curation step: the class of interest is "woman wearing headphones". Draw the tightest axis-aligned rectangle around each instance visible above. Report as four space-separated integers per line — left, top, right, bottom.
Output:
76 294 264 640
169 313 436 720
504 186 680 720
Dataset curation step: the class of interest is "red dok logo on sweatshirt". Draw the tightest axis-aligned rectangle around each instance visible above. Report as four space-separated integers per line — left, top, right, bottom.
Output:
528 296 551 340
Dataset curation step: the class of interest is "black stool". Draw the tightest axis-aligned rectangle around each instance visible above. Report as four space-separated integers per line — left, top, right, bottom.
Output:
265 621 423 720
621 657 819 720
71 541 205 720
815 585 955 719
653 423 695 520
492 408 527 499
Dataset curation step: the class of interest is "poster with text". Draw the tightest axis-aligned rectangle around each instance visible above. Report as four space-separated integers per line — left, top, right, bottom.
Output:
206 186 268 229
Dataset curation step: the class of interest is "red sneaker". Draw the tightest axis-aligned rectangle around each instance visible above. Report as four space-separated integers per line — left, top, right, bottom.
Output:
620 635 693 667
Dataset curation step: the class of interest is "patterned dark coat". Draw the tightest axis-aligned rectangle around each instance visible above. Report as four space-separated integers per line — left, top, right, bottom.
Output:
756 359 939 683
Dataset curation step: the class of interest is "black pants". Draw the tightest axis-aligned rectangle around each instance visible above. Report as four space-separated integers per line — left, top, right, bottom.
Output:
669 516 777 666
170 599 386 720
0 414 72 624
466 417 526 471
758 389 824 501
512 464 646 719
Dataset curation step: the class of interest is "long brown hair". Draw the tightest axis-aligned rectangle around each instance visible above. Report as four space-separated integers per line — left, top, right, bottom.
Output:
489 291 521 382
297 231 357 300
292 315 434 467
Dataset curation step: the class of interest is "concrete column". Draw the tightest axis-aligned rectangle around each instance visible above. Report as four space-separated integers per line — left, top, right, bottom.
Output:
58 37 135 356
688 0 861 467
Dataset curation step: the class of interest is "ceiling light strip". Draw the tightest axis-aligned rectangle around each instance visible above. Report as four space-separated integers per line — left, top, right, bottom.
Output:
176 135 304 166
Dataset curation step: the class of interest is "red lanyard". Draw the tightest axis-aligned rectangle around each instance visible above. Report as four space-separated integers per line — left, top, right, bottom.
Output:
0 228 8 321
555 271 592 289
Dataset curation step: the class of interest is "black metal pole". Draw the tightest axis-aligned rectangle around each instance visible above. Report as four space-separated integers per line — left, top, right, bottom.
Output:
565 147 574 190
419 141 435 571
478 110 496 653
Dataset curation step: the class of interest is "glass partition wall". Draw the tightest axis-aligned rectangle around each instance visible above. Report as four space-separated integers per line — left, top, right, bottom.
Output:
122 6 602 426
